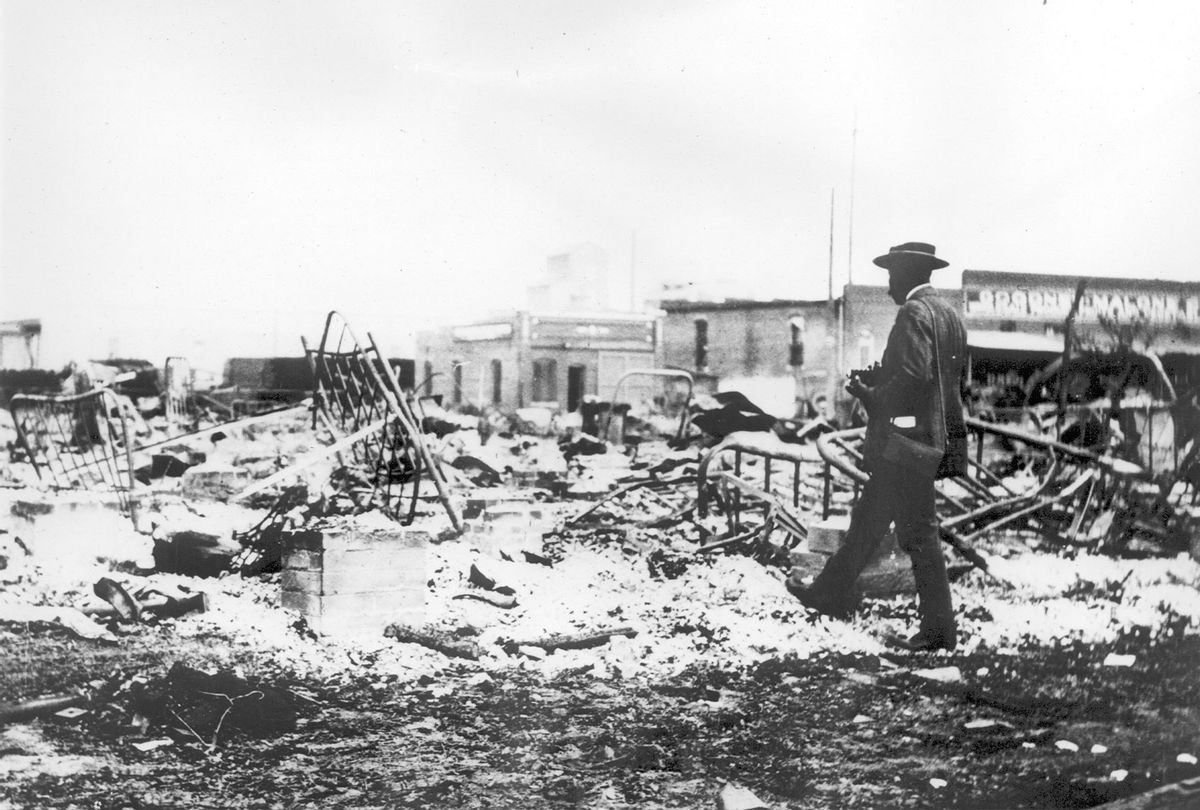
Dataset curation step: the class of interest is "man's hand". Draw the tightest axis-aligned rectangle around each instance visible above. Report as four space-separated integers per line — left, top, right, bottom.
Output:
845 376 872 405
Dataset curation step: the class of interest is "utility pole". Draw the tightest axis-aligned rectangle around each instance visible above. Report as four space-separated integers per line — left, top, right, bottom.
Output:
847 112 858 285
828 188 842 412
827 188 836 302
629 231 637 311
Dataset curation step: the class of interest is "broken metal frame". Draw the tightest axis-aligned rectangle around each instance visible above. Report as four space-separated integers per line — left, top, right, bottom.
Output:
691 435 824 553
564 474 697 529
810 418 1156 562
695 437 824 522
302 311 462 532
602 368 695 443
9 388 138 521
133 401 311 455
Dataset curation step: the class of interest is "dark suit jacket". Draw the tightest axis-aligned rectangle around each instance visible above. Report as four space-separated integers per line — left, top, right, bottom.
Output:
862 286 968 478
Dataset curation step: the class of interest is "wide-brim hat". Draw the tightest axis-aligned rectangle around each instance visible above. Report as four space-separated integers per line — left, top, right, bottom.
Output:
873 242 948 271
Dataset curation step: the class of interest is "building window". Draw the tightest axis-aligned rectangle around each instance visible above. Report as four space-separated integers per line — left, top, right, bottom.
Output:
422 360 433 394
491 359 503 405
452 362 464 405
532 358 557 402
694 319 708 370
789 316 806 367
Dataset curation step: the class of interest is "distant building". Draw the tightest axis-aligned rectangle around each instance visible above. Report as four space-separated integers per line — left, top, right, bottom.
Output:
661 271 1200 418
0 319 42 369
961 269 1200 396
527 243 626 312
416 310 659 411
418 244 657 412
659 298 837 416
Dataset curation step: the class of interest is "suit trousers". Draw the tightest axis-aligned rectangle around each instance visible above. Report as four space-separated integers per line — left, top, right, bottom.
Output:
807 458 956 637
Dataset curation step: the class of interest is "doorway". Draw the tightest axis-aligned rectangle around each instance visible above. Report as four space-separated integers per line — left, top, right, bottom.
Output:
567 364 586 412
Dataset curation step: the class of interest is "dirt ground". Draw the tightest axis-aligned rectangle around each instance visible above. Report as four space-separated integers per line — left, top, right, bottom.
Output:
3 580 1199 810
3 415 1199 809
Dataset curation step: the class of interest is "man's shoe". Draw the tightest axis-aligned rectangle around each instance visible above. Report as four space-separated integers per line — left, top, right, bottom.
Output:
882 630 957 653
785 580 856 620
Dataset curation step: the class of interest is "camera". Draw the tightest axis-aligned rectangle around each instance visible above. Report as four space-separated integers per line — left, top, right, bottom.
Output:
847 362 882 387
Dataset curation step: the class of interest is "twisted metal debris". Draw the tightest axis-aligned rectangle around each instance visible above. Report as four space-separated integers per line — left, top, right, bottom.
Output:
303 311 462 531
9 388 138 519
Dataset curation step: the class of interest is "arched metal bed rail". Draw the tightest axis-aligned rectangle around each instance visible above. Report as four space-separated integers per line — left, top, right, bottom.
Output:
10 387 139 522
602 368 695 443
301 310 462 532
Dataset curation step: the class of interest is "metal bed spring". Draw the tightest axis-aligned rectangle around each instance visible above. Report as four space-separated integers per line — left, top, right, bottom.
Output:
9 388 138 518
303 311 462 531
816 420 1149 552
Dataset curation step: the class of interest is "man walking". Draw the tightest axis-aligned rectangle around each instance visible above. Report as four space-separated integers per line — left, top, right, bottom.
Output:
789 242 968 652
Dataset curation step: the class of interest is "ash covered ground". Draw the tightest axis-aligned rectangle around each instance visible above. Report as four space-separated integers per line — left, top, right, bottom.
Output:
2 404 1199 810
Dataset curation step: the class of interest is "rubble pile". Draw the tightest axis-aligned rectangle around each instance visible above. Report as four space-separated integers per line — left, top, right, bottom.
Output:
2 321 1200 808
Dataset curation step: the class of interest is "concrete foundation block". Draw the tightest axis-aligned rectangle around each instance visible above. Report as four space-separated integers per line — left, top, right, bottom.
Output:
788 550 831 577
805 515 900 559
806 515 848 554
787 552 915 598
280 589 425 637
279 526 430 636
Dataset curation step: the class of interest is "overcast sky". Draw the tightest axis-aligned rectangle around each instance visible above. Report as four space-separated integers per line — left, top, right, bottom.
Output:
3 1 1199 370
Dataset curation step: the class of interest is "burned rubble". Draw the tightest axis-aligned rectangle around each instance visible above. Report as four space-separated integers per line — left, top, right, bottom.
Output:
1 310 1199 809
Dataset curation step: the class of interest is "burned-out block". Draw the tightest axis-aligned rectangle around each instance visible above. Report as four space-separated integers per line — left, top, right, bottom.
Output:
279 526 429 636
806 515 848 554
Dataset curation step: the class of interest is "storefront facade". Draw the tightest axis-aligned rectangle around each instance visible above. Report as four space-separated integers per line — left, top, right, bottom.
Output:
416 311 660 412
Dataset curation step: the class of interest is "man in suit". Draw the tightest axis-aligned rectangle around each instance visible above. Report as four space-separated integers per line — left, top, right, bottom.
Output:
789 242 968 652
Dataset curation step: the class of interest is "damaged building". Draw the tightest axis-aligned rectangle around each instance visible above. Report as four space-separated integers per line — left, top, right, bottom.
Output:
417 245 661 411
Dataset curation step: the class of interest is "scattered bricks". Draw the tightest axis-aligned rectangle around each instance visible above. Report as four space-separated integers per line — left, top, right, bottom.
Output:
181 465 251 502
280 526 429 637
463 488 533 520
480 503 549 524
462 501 554 558
510 470 566 488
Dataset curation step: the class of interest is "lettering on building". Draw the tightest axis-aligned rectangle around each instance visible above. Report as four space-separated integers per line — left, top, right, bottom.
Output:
966 288 1200 325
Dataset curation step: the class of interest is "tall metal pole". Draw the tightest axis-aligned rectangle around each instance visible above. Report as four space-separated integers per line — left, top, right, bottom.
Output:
847 113 858 285
828 188 841 411
629 231 637 311
827 188 836 302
